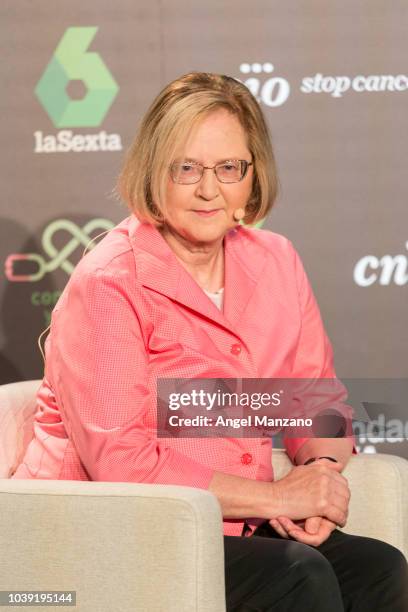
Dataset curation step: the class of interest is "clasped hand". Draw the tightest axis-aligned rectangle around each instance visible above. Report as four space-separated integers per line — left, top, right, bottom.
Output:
270 458 350 547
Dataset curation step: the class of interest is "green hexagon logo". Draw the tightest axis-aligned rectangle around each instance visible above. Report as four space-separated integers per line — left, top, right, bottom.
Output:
35 27 119 128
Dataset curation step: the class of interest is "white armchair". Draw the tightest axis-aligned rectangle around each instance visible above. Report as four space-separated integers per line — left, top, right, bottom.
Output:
1 380 407 612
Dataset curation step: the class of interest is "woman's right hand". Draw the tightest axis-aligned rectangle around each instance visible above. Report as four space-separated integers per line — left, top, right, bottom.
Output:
271 462 351 527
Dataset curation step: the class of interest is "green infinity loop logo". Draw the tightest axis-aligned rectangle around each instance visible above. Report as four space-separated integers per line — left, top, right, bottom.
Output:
5 218 115 282
35 27 119 128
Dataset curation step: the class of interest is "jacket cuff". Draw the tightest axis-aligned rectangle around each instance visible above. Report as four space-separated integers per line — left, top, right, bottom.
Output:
282 436 358 464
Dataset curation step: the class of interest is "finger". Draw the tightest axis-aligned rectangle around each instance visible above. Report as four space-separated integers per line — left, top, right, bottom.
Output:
316 490 348 526
332 477 351 501
323 502 347 527
304 516 322 535
333 488 351 514
332 490 350 519
269 519 290 539
320 517 337 532
288 530 322 546
276 516 305 536
318 488 350 526
288 521 333 547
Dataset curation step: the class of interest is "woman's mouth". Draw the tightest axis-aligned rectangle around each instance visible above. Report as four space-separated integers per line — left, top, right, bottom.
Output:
192 209 221 217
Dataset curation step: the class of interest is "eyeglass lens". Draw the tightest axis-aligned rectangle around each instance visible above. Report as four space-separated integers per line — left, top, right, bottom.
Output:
171 160 247 184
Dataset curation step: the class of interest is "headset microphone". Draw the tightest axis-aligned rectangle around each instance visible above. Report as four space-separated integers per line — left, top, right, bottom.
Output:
233 208 245 221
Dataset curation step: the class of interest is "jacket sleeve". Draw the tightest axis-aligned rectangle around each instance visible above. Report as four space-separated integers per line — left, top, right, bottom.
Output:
49 264 214 488
283 244 357 462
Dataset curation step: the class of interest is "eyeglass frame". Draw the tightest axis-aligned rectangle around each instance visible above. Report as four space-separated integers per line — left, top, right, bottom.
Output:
169 159 254 184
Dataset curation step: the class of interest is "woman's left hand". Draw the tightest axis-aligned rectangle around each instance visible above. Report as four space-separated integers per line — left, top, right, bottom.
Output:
268 515 337 547
267 456 344 546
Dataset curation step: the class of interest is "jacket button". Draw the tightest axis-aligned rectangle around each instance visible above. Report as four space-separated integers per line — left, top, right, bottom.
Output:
230 343 242 355
241 453 253 465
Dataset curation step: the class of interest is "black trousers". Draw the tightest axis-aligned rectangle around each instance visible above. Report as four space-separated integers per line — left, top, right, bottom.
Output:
224 521 408 611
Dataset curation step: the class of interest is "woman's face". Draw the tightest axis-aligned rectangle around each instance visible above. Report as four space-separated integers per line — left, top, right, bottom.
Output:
162 108 253 246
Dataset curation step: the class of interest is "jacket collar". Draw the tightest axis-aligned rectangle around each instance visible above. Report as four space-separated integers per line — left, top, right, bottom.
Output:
128 215 268 335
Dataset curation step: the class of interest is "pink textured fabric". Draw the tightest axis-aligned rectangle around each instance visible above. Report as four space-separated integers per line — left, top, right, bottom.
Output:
12 215 355 536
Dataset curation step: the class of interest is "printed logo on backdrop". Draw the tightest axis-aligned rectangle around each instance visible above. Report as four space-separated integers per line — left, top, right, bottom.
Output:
4 218 114 325
238 63 408 107
34 27 121 153
354 409 408 454
353 241 408 286
239 63 291 107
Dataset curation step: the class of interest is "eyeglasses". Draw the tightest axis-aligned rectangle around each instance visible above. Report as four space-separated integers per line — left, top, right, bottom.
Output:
169 159 253 184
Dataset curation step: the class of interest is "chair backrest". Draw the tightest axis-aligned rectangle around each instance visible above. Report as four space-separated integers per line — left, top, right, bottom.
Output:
0 380 42 477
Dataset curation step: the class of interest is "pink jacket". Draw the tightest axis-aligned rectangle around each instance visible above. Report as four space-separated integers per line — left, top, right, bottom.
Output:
12 215 353 536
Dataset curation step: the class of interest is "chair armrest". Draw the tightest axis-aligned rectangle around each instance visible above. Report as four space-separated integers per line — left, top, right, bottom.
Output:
0 380 42 477
341 453 408 559
0 479 226 612
272 448 408 559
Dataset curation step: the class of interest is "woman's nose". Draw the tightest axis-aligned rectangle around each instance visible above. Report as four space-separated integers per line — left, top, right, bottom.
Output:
195 167 220 200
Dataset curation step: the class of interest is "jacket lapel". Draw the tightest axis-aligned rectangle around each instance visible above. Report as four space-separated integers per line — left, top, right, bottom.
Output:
128 215 268 335
223 227 268 330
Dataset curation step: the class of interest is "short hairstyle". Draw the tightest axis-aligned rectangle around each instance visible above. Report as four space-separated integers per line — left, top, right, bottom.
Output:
116 72 279 226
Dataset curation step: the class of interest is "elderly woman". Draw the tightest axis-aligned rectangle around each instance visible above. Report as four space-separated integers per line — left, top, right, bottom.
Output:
12 72 408 611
